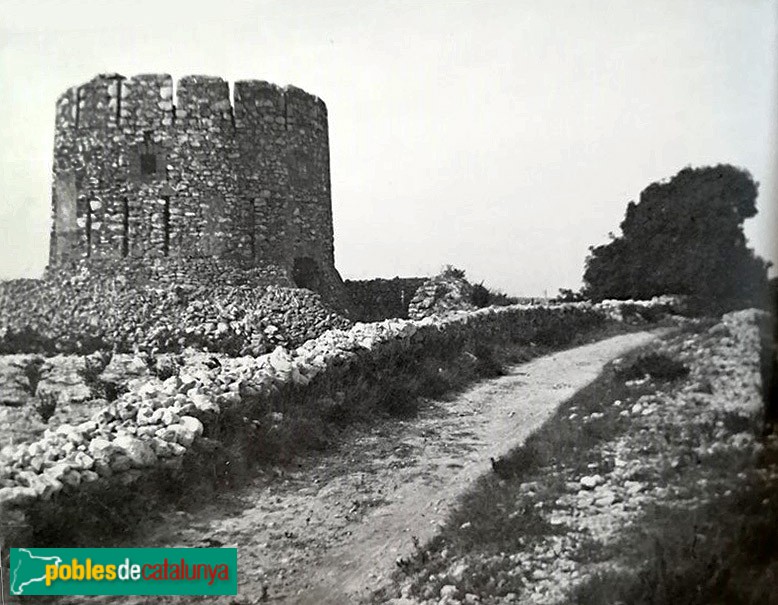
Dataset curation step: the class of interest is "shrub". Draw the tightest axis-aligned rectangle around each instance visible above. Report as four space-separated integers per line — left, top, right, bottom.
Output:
378 380 423 417
34 392 57 423
21 357 44 396
472 341 505 377
556 288 586 303
582 164 770 310
470 283 491 308
441 265 466 280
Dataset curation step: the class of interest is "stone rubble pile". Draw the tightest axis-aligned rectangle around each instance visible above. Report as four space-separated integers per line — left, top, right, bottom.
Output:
0 260 350 356
408 270 477 320
0 298 677 539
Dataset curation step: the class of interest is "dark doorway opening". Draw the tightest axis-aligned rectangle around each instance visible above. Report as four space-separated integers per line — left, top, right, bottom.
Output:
292 257 323 292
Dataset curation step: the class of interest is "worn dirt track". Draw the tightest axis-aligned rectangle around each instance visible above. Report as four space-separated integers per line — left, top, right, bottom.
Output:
66 330 661 605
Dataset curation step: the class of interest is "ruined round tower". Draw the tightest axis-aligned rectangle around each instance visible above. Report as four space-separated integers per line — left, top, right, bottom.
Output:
49 73 347 304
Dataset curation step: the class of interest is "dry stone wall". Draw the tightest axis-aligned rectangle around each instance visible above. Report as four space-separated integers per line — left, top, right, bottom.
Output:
345 277 427 322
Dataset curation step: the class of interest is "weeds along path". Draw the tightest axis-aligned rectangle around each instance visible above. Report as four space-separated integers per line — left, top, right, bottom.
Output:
72 330 662 605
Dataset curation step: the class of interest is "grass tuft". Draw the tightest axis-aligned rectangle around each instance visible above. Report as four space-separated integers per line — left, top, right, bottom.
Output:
34 392 58 423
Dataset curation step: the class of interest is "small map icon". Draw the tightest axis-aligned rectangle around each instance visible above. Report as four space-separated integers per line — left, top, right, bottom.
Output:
11 548 62 595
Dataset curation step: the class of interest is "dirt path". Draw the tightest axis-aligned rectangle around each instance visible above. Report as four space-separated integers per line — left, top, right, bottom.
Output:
74 330 661 605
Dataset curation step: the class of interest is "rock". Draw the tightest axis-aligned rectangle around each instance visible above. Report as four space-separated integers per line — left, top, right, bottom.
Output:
15 470 40 488
94 459 113 477
110 454 133 473
160 376 180 396
45 462 72 482
117 404 137 421
27 441 47 458
100 354 150 386
137 381 160 399
730 432 754 449
216 391 240 406
450 562 468 582
178 373 199 393
189 392 219 413
0 485 37 506
168 442 187 456
89 438 116 459
580 474 604 489
81 470 100 482
268 346 293 374
29 456 44 473
136 426 158 438
136 406 157 425
179 416 204 438
72 452 94 470
160 408 179 426
112 435 157 468
56 424 85 444
593 491 617 507
33 474 64 500
155 426 178 443
439 585 459 599
76 420 98 436
61 470 81 488
167 421 198 448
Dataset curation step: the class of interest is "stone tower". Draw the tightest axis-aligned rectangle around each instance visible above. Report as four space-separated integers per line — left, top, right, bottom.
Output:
49 73 346 304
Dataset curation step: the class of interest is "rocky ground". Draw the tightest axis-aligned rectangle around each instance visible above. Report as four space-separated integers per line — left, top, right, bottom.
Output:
374 309 771 605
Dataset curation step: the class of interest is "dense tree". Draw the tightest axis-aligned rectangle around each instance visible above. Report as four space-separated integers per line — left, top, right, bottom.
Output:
582 165 770 309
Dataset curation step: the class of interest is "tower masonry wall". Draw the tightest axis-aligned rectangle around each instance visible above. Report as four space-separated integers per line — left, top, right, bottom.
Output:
49 73 343 306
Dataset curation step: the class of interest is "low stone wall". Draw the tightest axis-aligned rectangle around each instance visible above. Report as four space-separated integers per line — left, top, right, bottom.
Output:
0 299 676 545
345 277 427 322
597 296 690 322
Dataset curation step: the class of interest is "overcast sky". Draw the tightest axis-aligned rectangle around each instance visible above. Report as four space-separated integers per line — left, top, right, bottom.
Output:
0 0 776 296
